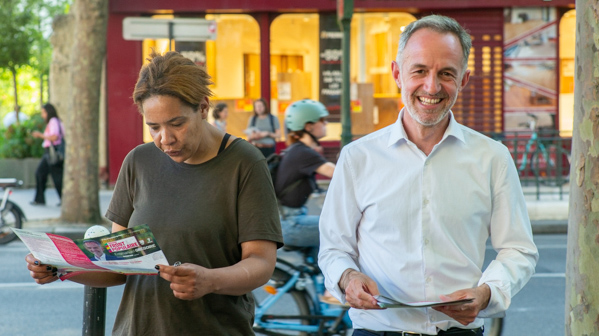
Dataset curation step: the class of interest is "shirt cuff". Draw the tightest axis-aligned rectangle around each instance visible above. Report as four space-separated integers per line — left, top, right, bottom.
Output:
323 258 359 303
477 282 508 318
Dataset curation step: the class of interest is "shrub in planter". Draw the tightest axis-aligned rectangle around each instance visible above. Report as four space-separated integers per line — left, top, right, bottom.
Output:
0 115 45 159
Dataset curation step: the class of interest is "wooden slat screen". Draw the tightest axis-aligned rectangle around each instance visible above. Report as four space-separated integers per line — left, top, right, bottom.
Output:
432 9 504 134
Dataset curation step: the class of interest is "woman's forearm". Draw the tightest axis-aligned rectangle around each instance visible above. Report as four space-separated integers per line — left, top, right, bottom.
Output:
67 271 127 287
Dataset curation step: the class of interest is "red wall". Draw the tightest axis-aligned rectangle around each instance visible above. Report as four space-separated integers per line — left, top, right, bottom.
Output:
106 13 144 185
110 0 574 13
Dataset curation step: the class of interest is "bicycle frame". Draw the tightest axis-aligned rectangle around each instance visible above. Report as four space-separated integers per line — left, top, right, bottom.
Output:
254 257 351 334
517 132 552 172
0 179 25 218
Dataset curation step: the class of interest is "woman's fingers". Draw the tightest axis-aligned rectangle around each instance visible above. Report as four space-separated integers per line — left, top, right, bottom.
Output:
25 253 59 284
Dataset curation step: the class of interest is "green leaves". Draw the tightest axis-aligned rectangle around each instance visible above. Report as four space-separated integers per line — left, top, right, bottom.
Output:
0 0 34 71
0 0 70 113
0 114 45 158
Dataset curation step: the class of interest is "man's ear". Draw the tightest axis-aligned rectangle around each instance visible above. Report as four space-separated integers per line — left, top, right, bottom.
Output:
459 69 471 91
391 61 402 89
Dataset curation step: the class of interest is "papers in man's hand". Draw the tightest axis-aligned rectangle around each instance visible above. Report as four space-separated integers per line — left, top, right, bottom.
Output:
12 224 169 280
374 294 474 308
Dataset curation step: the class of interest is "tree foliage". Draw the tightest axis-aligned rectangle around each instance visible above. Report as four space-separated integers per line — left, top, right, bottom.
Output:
0 0 34 74
0 115 44 158
0 0 70 116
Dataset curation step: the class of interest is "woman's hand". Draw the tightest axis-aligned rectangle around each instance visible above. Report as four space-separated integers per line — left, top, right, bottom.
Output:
157 263 214 300
26 254 58 285
31 131 43 139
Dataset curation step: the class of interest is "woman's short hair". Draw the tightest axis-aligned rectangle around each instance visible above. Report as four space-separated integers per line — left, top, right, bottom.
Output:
133 51 213 113
212 103 228 120
43 103 59 123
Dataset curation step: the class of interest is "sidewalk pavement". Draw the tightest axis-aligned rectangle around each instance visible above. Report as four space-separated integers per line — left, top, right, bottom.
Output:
8 185 569 240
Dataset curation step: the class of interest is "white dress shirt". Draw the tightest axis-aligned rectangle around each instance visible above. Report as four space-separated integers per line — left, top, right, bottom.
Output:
318 111 538 334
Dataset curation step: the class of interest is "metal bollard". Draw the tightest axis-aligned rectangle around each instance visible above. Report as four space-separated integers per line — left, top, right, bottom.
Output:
82 286 106 336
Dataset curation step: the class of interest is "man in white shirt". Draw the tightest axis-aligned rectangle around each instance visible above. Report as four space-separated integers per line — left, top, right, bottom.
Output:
84 240 116 261
318 15 538 336
3 105 28 128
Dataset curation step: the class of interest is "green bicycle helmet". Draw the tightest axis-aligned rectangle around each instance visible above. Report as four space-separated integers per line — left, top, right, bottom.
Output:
284 99 329 132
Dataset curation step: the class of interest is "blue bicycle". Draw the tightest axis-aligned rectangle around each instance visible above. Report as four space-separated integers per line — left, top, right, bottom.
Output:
253 246 352 336
515 113 570 187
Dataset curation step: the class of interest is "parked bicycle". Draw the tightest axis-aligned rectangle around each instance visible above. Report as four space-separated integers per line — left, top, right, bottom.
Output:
515 113 570 186
253 246 351 336
0 178 25 244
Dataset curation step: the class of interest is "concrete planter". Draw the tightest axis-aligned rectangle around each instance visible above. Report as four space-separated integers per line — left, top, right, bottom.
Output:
0 158 42 188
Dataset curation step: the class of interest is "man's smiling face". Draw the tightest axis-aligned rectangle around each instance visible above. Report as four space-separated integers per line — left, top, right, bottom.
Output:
393 28 470 127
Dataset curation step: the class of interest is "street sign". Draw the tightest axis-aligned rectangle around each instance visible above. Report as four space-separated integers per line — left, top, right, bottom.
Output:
122 17 217 41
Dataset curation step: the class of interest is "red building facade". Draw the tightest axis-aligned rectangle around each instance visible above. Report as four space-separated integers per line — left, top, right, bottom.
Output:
106 0 575 184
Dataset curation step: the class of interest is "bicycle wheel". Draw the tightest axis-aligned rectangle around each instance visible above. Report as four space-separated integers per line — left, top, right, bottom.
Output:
531 147 570 187
484 317 504 336
0 200 23 244
548 146 571 187
530 150 548 182
253 267 312 336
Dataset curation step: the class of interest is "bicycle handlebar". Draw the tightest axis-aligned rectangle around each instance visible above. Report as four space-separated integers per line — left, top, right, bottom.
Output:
0 178 23 188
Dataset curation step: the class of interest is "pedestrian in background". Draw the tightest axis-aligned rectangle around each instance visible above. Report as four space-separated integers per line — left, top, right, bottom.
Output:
30 103 64 206
211 102 228 132
246 98 280 157
25 51 283 335
2 105 28 128
318 15 538 336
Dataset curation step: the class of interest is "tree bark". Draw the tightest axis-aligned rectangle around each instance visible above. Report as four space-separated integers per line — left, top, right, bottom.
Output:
11 68 19 121
565 1 599 335
50 13 74 120
60 0 107 224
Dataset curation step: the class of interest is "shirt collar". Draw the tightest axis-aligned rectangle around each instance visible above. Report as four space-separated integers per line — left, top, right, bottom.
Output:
387 108 465 147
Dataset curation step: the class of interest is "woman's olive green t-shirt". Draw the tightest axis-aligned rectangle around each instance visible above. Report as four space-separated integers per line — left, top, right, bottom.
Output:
105 139 283 336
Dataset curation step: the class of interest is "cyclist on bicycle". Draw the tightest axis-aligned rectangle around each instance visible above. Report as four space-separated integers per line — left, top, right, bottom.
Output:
275 99 335 260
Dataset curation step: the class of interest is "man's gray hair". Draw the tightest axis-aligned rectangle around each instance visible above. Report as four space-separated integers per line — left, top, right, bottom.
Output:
396 15 472 74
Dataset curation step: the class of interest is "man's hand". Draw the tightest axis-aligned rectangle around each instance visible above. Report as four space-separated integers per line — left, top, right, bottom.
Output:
338 269 382 309
157 263 214 300
433 284 491 325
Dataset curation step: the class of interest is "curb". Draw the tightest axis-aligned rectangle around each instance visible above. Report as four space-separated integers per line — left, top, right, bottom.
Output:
23 219 105 240
531 220 568 234
22 219 568 241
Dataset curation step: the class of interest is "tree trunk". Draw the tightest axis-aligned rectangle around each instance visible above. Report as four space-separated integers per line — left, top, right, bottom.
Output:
564 1 599 334
50 14 74 119
60 0 107 224
39 74 44 108
11 68 19 122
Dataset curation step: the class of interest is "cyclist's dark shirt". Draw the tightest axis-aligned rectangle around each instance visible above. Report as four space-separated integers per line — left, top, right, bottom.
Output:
275 142 327 208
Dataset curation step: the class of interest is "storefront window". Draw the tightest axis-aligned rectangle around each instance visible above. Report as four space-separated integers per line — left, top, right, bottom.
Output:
559 10 575 137
503 7 558 132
